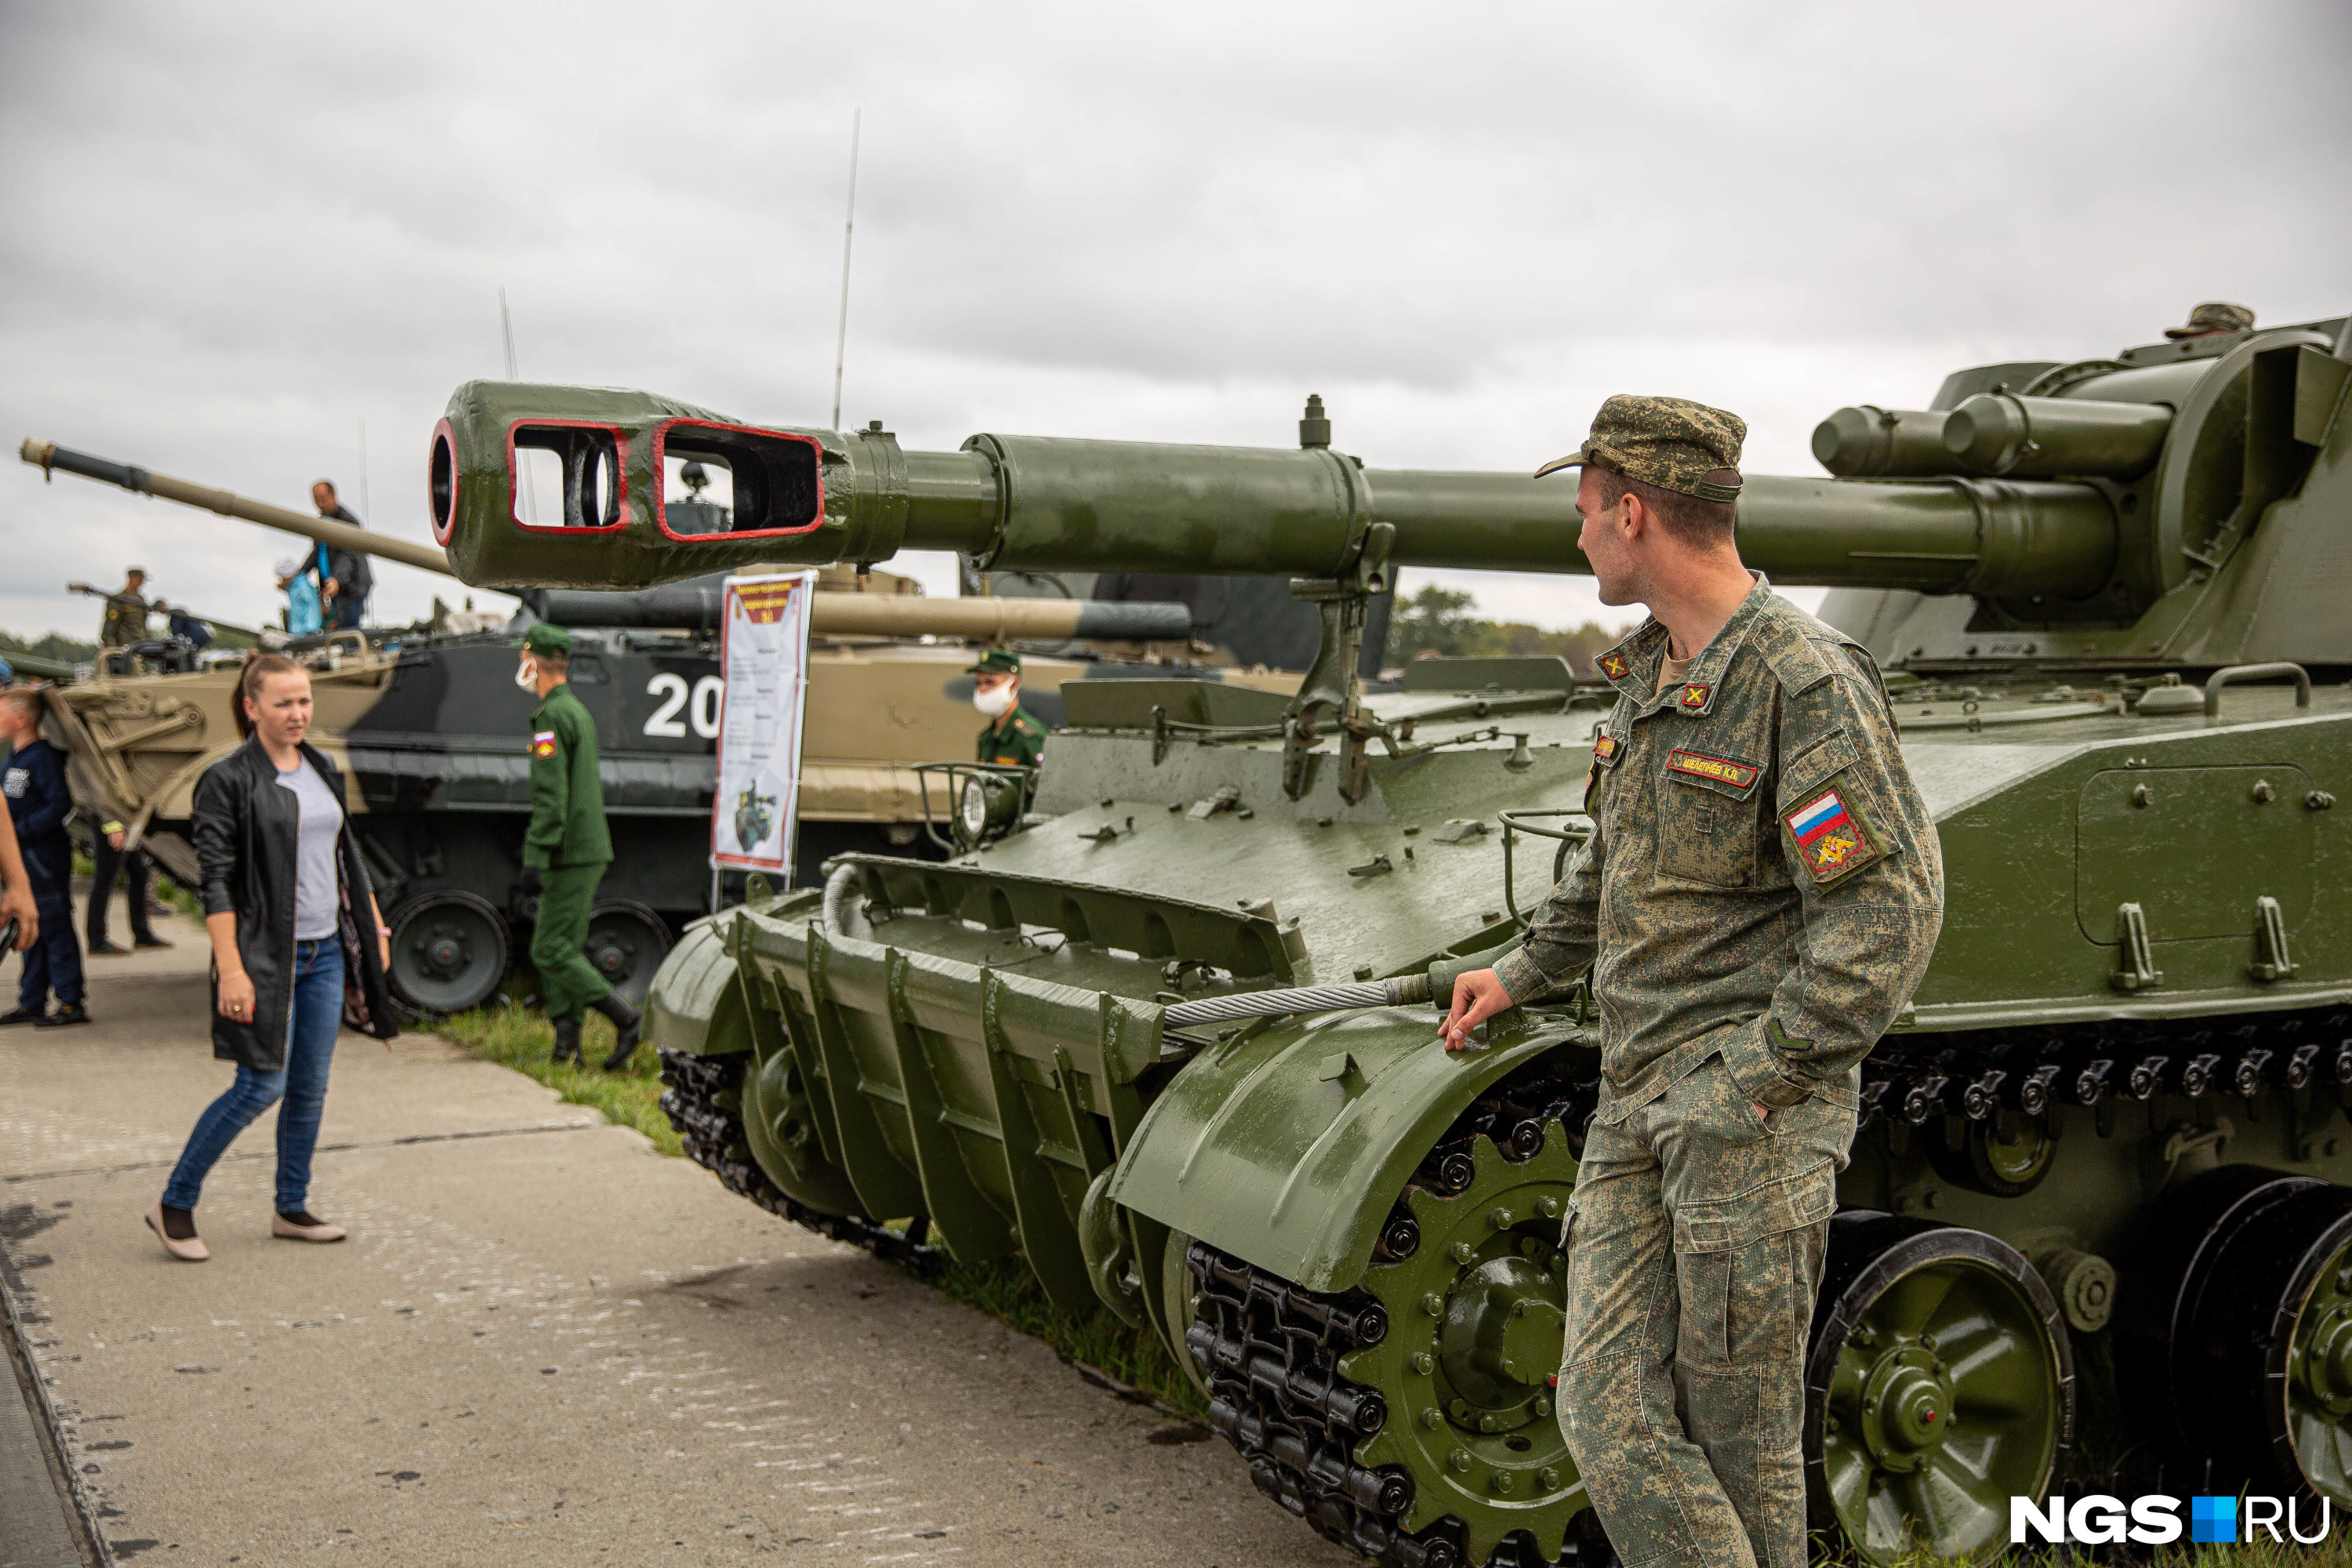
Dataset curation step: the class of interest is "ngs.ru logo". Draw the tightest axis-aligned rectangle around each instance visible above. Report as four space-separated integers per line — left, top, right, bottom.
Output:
2013 1494 2332 1545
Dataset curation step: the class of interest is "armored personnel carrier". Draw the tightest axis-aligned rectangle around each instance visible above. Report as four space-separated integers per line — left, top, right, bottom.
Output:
422 325 2350 1568
18 442 1192 1013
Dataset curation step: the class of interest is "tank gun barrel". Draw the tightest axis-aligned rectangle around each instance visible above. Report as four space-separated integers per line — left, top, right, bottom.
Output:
24 438 456 575
426 382 2122 603
23 436 1194 639
526 580 1192 640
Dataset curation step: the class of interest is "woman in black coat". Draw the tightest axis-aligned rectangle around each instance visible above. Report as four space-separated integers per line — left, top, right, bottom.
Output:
147 655 396 1261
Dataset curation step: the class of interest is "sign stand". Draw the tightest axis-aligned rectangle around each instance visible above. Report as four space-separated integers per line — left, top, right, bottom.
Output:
710 572 818 888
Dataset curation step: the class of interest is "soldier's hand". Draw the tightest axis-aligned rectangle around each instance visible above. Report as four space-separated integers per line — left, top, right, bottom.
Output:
517 866 543 896
1439 967 1514 1053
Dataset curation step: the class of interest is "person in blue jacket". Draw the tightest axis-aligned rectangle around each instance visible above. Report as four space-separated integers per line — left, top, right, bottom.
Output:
0 687 88 1027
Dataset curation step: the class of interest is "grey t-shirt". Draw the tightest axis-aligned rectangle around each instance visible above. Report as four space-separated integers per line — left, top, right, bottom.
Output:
276 760 345 940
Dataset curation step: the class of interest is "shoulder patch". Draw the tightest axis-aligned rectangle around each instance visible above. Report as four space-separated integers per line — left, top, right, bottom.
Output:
1784 785 1884 885
1667 749 1759 789
1598 651 1630 681
532 730 558 759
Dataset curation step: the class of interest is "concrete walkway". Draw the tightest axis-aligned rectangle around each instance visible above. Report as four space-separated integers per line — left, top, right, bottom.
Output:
2 898 1348 1566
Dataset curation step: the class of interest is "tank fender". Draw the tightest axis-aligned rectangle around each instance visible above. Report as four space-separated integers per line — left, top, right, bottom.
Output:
1101 1008 1576 1295
644 911 753 1056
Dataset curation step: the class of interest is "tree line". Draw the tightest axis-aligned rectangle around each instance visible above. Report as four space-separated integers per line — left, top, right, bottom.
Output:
1384 585 1621 676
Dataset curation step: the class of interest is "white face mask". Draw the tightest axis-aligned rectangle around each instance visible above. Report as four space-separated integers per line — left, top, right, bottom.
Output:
515 656 538 690
972 682 1014 718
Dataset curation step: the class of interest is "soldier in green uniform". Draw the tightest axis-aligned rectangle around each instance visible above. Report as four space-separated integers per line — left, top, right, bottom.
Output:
969 648 1046 769
99 568 151 648
1439 397 1945 1568
516 624 642 1071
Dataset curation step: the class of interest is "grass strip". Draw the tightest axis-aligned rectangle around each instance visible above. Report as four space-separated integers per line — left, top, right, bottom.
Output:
428 1000 1205 1420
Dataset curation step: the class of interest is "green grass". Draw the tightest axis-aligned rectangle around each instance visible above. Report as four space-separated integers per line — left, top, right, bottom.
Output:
427 996 1205 1419
432 999 681 1157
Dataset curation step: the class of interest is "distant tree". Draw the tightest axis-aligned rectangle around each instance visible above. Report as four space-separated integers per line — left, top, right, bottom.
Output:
1381 585 1623 676
0 629 100 665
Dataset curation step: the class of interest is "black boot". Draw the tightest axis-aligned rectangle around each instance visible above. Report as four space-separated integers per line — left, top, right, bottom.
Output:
593 993 643 1073
551 1018 583 1065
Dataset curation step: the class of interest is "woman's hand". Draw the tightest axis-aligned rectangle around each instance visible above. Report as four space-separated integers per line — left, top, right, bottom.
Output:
217 966 256 1023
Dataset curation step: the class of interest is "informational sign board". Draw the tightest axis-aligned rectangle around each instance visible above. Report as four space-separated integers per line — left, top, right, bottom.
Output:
710 572 817 878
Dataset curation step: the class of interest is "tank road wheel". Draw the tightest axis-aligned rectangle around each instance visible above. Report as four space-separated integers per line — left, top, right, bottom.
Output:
584 900 672 1006
1802 1214 2073 1566
387 891 510 1014
2134 1167 2352 1504
1345 1127 1584 1566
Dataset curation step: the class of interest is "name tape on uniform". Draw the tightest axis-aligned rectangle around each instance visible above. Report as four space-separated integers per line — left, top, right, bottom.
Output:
1666 749 1757 789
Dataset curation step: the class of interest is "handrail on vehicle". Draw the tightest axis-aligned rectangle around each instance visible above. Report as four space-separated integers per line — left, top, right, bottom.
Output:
1496 808 1592 925
2203 662 2312 717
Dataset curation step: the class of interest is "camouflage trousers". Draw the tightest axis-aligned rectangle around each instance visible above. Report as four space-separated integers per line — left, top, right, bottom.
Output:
1557 1050 1855 1568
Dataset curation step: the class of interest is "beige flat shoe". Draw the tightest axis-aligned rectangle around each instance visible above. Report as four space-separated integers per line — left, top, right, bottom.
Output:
272 1210 347 1243
146 1201 209 1262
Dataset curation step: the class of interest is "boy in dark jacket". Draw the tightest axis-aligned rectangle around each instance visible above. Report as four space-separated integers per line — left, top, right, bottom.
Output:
0 688 88 1026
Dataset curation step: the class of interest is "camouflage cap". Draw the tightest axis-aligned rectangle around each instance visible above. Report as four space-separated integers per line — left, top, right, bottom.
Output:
2165 301 2255 339
1534 395 1746 503
521 622 572 657
966 647 1022 677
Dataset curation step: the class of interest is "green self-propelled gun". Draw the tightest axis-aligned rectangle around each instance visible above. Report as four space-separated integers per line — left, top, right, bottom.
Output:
430 316 2352 1566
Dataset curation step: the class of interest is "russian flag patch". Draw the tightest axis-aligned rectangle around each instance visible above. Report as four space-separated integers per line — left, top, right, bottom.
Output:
1784 786 1880 883
532 730 557 759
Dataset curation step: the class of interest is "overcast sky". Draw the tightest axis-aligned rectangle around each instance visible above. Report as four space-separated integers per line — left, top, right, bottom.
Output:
2 1 2346 648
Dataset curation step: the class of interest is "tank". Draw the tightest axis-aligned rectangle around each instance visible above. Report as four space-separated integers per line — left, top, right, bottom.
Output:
17 441 1196 1013
427 320 2347 1568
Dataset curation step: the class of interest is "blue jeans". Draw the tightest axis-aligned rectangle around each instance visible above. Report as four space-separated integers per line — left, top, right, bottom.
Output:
163 938 343 1213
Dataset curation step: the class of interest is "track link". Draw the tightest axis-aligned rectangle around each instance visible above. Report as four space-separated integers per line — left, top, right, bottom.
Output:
657 1046 943 1273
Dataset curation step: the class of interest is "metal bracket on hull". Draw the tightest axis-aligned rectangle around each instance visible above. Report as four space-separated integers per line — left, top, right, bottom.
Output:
2111 902 2165 993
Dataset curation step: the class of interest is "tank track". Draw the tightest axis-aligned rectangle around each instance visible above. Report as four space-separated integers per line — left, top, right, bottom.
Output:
1183 1058 1613 1568
656 1046 943 1273
1855 1005 2352 1135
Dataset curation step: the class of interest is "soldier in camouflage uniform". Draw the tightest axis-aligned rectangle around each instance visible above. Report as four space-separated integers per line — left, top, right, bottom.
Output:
1440 396 1944 1567
98 568 151 649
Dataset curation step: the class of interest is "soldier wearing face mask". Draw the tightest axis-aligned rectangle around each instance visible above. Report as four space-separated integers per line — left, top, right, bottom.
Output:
968 648 1044 771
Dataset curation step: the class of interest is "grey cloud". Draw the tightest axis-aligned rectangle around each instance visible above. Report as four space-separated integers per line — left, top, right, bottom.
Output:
2 0 2345 641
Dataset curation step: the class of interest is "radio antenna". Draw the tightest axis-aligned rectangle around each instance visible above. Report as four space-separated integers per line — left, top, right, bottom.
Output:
830 107 862 433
